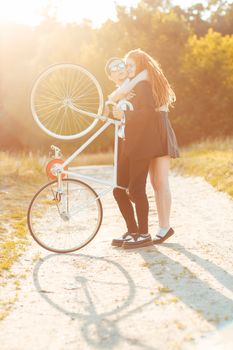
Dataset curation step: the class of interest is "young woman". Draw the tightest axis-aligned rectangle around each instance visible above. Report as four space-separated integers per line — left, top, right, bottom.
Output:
112 49 180 243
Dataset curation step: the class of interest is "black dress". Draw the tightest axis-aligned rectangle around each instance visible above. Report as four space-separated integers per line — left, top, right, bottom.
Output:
124 80 180 160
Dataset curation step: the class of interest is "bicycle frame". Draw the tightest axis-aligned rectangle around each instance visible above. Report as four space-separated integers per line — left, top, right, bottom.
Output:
52 101 128 199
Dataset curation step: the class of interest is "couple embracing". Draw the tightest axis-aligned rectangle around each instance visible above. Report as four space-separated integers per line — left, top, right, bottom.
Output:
104 49 180 249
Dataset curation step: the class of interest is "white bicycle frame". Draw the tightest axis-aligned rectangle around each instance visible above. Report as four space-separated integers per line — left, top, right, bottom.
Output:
51 100 133 200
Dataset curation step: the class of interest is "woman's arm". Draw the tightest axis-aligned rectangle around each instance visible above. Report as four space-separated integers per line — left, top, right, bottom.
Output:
108 70 148 102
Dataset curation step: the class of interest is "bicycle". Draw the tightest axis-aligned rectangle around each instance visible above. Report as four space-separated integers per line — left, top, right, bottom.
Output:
27 63 133 254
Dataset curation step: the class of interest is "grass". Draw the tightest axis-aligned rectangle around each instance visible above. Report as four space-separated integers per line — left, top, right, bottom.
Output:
171 137 233 198
71 151 114 166
0 151 47 320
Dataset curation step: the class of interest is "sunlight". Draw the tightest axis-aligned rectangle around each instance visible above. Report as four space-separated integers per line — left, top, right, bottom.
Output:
0 0 139 26
0 0 201 27
0 0 46 26
52 0 128 26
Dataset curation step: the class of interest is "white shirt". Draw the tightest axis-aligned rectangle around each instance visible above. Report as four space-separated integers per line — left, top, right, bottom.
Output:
112 78 130 139
157 104 169 112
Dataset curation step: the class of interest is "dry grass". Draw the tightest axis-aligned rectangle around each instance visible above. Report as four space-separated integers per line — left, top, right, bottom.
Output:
71 151 114 166
0 151 47 320
171 137 233 198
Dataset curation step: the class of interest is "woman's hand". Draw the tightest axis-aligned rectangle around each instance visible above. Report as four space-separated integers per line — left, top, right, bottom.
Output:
126 91 136 100
112 106 125 120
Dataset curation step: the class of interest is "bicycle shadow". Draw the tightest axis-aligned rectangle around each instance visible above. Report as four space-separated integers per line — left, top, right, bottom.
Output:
33 253 156 350
138 243 233 325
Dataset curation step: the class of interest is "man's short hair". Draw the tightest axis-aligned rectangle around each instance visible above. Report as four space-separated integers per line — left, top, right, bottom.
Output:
105 57 124 76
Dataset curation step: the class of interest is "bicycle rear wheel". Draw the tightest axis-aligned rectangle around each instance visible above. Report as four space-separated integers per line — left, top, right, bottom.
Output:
27 179 103 253
31 64 103 140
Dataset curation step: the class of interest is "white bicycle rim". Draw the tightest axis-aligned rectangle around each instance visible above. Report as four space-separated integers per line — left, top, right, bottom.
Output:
31 63 104 140
27 179 103 253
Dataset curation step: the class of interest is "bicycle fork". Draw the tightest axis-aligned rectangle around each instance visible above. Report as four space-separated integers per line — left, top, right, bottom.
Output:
55 173 70 221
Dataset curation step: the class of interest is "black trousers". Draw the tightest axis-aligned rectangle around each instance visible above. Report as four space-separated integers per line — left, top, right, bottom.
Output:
113 141 151 234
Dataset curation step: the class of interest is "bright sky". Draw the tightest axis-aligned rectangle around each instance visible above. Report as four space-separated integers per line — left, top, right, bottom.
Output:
0 0 205 27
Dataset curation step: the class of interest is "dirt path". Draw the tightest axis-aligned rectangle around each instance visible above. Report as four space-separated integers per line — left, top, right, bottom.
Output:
0 167 233 350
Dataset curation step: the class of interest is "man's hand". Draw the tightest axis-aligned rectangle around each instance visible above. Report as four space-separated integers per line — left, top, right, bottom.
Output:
103 105 110 117
112 105 125 120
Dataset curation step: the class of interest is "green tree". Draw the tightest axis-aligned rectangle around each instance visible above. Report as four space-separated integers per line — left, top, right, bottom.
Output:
176 29 233 144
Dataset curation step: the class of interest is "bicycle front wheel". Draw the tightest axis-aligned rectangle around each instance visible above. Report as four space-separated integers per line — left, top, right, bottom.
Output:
31 64 104 140
27 179 103 253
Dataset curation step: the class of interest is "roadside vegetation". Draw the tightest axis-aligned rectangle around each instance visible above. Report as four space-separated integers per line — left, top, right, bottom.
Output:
171 137 233 198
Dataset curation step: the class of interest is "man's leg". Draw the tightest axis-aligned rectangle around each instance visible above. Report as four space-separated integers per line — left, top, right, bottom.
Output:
129 158 151 234
123 157 152 249
113 145 138 234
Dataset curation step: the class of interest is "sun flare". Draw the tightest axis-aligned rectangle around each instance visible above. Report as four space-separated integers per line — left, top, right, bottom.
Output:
0 0 139 26
0 0 198 27
0 0 45 26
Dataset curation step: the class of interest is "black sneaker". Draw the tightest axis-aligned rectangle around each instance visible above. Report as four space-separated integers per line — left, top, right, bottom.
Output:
111 233 138 247
122 234 152 249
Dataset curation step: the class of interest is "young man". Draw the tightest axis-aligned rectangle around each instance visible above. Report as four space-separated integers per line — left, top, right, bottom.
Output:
105 57 130 96
105 58 155 249
104 57 130 160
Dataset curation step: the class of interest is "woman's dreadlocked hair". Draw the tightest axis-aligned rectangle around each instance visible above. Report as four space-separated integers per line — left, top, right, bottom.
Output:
125 49 176 109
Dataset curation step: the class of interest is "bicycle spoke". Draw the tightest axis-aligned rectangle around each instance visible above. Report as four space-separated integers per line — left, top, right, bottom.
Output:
28 179 102 253
31 64 103 139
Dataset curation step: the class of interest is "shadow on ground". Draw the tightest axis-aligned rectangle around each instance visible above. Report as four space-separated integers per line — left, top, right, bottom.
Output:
33 253 156 350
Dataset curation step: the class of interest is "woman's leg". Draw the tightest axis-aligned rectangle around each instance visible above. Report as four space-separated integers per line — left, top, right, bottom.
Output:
149 156 171 229
149 160 160 223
